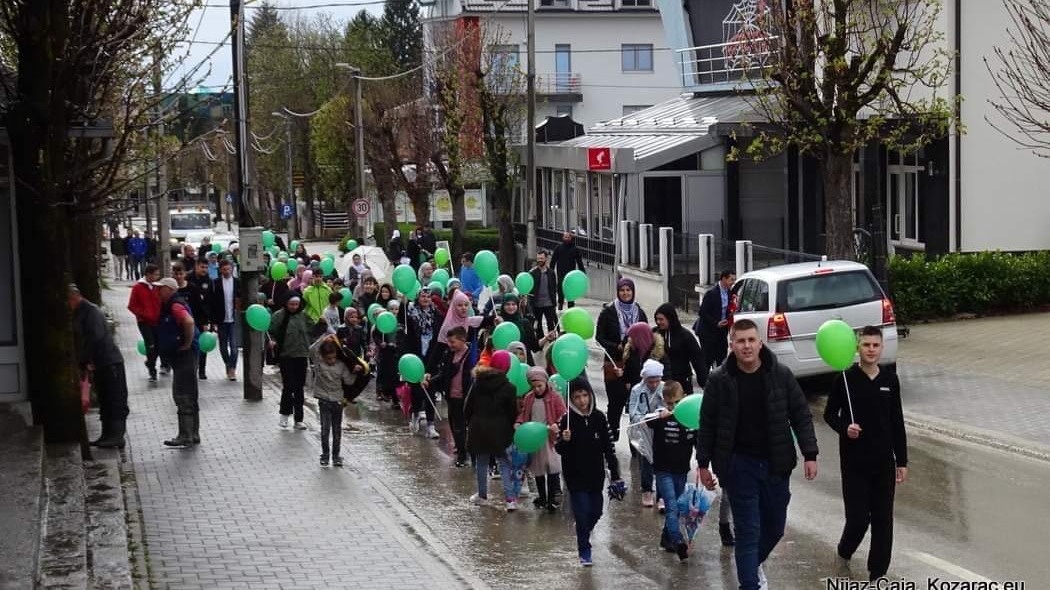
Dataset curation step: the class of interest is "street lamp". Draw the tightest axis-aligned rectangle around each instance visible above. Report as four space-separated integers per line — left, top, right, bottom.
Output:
271 110 297 239
336 63 366 240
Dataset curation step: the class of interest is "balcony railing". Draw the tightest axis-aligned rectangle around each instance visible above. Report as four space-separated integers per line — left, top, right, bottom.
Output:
676 36 777 90
536 72 582 97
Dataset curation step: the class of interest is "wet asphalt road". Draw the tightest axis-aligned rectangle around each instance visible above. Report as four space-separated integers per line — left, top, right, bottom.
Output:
322 366 1050 590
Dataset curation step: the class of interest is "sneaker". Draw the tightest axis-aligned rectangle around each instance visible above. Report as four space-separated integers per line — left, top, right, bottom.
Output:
159 365 170 375
409 415 420 434
490 465 501 480
642 491 654 507
533 496 548 508
279 415 289 428
227 369 237 381
333 456 343 467
675 542 689 561
454 459 468 468
505 499 518 511
579 549 593 567
198 372 207 380
546 499 560 513
293 422 307 430
320 455 329 466
426 424 440 439
660 531 675 553
758 564 768 590
147 367 157 382
657 498 666 513
469 493 487 506
720 522 736 547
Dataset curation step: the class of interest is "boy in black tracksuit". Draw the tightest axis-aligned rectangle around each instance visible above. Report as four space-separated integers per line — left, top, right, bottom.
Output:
556 378 623 567
649 380 697 560
823 326 908 582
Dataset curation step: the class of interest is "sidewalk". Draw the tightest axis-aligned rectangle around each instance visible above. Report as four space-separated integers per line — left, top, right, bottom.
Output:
102 283 473 590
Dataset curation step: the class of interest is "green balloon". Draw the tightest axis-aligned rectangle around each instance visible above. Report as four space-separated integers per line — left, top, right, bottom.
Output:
278 251 288 259
262 230 275 248
672 393 703 430
431 268 450 288
136 339 147 356
491 321 521 351
816 319 857 371
512 363 530 397
434 247 450 268
286 258 299 273
474 250 499 285
319 257 335 276
392 264 416 294
561 269 589 302
270 261 288 281
289 240 300 252
549 374 569 400
323 252 336 260
212 242 223 253
245 304 271 331
367 303 383 323
376 311 398 334
513 421 549 453
404 280 422 301
560 307 595 340
347 239 358 251
427 281 445 297
339 287 352 308
551 333 588 380
269 246 280 259
198 331 218 353
515 272 535 296
398 354 425 383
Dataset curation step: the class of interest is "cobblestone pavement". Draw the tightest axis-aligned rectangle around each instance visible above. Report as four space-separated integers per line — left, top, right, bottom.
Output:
104 284 473 590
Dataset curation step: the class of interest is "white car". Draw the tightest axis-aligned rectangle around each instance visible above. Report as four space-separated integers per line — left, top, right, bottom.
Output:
728 260 898 377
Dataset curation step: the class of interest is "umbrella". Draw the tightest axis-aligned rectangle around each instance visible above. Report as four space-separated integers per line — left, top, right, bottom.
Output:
337 246 392 282
676 482 716 546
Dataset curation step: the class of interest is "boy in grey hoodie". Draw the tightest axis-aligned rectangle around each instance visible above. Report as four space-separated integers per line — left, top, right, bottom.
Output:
310 334 356 466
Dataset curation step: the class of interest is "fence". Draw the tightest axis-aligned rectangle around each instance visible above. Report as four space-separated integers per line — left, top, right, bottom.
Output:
312 206 350 237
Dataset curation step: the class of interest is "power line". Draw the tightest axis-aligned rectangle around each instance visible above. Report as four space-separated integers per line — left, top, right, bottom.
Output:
202 1 387 8
178 38 674 54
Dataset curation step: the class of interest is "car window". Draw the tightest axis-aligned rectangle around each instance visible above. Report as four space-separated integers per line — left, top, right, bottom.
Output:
779 270 881 312
737 279 769 313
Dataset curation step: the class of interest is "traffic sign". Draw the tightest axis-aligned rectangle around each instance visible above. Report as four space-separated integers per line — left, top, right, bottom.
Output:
280 203 293 219
352 198 370 218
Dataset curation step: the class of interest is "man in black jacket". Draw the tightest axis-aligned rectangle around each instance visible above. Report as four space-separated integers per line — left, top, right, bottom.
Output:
528 250 559 336
187 258 214 379
696 319 818 590
208 259 241 381
694 269 735 368
824 326 908 582
550 232 586 309
70 285 129 448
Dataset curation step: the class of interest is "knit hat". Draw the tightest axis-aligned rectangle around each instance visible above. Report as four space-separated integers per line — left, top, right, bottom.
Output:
640 359 664 379
526 366 548 383
490 350 512 374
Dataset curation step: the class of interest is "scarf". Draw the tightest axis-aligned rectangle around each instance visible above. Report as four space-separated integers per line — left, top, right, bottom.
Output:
627 322 654 360
438 291 483 344
615 278 639 337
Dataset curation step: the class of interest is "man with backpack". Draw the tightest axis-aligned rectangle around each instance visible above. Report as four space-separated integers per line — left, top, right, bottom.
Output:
154 277 201 447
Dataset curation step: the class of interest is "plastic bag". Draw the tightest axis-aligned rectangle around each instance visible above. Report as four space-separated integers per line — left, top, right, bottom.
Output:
627 411 659 462
676 483 716 544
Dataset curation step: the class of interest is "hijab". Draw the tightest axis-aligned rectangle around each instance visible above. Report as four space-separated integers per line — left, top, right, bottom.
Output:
418 262 434 283
438 290 483 344
615 278 640 338
627 321 655 360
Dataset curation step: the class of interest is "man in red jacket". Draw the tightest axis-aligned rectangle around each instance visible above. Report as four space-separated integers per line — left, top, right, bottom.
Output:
128 263 162 381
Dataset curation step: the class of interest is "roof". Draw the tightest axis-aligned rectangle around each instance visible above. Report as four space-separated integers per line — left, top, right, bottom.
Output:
741 261 873 281
529 93 756 172
457 0 658 13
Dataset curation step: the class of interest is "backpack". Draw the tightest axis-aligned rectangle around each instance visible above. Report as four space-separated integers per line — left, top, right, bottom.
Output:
157 294 200 362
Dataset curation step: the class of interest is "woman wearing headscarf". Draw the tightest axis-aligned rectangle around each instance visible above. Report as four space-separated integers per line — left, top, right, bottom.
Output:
622 321 665 388
482 274 516 316
269 296 313 430
386 229 404 264
376 283 396 311
653 303 708 390
595 278 648 441
496 294 538 363
417 261 435 285
293 242 310 267
403 286 444 438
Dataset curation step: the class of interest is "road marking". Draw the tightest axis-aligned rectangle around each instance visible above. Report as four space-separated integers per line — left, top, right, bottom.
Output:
909 551 992 582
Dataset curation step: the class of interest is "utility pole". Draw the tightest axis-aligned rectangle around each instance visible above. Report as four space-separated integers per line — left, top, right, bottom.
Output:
231 0 262 400
273 111 296 239
153 47 170 274
337 63 365 240
525 0 537 260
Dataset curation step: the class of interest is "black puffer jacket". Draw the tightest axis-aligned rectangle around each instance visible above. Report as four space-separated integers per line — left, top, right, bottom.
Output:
654 303 708 389
595 301 648 360
695 347 819 477
465 366 518 455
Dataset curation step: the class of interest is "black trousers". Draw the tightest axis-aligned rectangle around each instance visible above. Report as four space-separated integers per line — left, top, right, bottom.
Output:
94 362 130 434
838 462 897 578
171 351 199 415
137 322 158 371
534 473 562 502
279 357 308 422
447 397 467 461
533 305 557 336
604 376 629 439
411 384 435 422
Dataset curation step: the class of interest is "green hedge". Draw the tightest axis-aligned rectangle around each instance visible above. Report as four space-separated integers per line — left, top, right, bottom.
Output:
888 251 1050 322
339 222 500 254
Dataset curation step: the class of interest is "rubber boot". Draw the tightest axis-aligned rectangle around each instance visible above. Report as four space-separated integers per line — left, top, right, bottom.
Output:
96 420 126 449
190 413 201 444
164 415 192 447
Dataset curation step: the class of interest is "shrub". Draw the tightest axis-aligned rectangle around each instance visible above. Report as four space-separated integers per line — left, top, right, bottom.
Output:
345 223 500 257
888 251 1050 322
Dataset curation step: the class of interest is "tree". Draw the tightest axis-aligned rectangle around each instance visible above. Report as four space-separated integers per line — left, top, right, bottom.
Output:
381 0 422 68
987 0 1050 156
0 0 192 442
741 0 956 259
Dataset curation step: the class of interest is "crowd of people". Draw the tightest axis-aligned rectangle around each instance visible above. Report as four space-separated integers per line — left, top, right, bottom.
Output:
85 230 910 588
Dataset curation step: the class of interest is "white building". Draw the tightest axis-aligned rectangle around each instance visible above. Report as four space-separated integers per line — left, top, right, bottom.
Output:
421 0 682 128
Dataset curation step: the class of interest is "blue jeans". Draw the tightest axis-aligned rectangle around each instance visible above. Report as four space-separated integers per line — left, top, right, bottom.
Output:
474 453 514 500
655 471 688 543
568 491 604 556
217 321 238 369
638 456 654 492
724 454 791 590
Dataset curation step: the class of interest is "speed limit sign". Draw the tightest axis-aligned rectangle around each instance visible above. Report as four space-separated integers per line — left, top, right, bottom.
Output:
352 198 370 218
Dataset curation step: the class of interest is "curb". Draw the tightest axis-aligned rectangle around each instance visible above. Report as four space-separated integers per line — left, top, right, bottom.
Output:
904 410 1050 463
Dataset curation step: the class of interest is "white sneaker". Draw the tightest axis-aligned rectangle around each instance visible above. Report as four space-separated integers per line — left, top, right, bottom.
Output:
758 564 768 590
426 424 440 439
469 493 487 506
293 422 307 430
642 491 654 507
657 498 666 513
409 414 420 434
279 415 289 428
505 499 519 511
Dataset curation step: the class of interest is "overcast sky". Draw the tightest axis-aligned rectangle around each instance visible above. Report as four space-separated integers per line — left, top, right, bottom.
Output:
174 0 385 91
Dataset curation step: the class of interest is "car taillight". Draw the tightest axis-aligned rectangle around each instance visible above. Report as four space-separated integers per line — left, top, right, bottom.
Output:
882 298 896 325
767 313 791 341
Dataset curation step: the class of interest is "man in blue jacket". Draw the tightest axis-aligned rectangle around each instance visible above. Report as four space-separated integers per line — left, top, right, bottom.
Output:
128 230 148 280
458 252 484 303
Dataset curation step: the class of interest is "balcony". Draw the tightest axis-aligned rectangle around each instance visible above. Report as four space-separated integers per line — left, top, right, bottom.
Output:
536 73 583 102
676 37 777 93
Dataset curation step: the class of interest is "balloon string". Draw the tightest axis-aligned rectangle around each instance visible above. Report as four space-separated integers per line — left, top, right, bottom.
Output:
842 371 855 424
421 384 444 421
626 414 662 428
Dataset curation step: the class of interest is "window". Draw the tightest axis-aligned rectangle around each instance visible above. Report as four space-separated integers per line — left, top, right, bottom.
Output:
555 104 573 118
780 271 882 313
620 0 652 5
573 172 588 236
622 105 652 116
555 44 572 92
887 150 922 245
540 0 570 6
551 170 565 231
737 279 770 313
621 44 654 72
491 44 520 71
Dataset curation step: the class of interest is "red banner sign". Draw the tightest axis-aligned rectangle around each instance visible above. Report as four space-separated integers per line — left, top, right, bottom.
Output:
587 147 611 171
